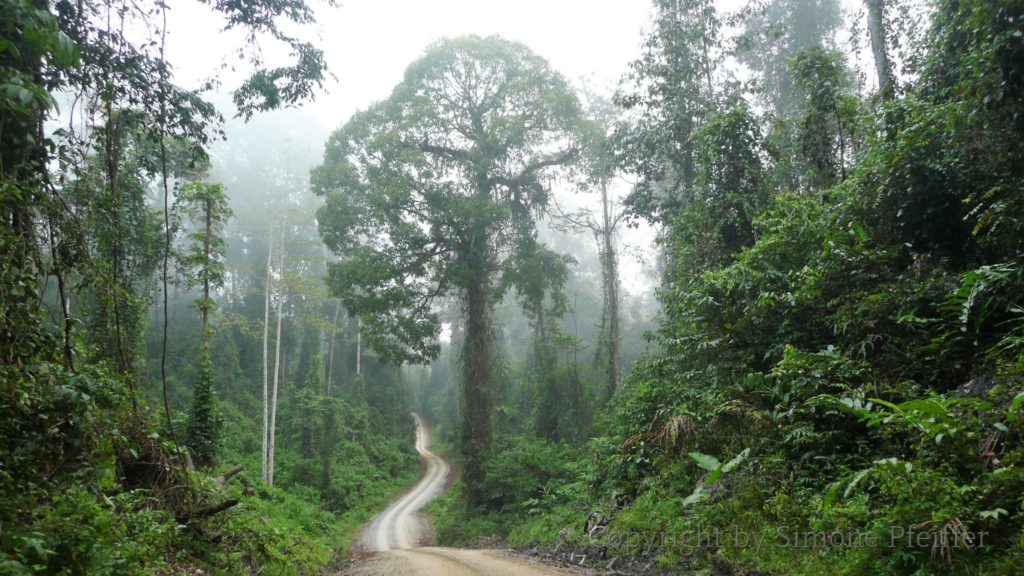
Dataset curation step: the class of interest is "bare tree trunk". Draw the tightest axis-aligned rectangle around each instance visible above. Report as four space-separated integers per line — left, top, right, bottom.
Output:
865 0 896 101
268 223 286 487
326 299 340 395
600 182 621 400
356 317 362 376
261 222 273 483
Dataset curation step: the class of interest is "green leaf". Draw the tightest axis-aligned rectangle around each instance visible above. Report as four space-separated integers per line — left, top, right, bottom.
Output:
979 508 1008 520
688 451 721 472
824 480 842 509
682 487 708 507
869 398 902 413
1011 391 1024 419
721 448 750 473
899 398 948 417
843 468 871 499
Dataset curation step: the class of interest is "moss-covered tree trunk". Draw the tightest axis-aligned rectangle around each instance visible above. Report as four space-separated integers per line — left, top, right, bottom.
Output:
460 262 494 505
0 0 48 366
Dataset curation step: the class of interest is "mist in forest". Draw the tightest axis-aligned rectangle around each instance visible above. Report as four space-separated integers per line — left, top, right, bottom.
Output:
6 0 1021 573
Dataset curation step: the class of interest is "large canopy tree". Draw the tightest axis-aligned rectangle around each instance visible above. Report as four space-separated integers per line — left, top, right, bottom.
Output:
312 35 589 500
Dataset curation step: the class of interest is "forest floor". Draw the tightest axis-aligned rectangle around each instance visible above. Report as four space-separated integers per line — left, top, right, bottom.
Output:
337 414 592 576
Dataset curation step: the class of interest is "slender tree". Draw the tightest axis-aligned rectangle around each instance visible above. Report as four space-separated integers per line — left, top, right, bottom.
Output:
176 181 232 467
864 0 896 101
505 241 573 440
268 222 287 486
791 48 856 189
326 299 341 394
553 92 625 399
261 222 274 482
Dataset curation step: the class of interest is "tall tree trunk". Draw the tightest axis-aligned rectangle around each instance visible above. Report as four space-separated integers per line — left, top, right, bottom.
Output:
320 403 335 495
326 299 340 394
461 266 493 505
534 305 558 441
865 0 896 101
355 317 362 376
46 219 74 370
261 222 273 483
201 196 212 340
600 182 621 400
268 223 286 486
105 104 130 381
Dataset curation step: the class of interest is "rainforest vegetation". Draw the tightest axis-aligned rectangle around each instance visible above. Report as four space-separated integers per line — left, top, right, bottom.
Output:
1 0 1022 574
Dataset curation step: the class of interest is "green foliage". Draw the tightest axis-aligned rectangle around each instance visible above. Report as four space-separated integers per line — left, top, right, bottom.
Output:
430 436 587 548
174 181 233 312
666 104 769 273
0 361 170 574
0 0 357 572
790 46 858 189
429 484 505 546
312 34 588 364
615 0 721 219
187 345 223 468
508 2 1024 575
478 436 576 512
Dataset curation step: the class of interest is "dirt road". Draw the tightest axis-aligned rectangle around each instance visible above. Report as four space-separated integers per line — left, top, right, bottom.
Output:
345 547 580 576
346 413 583 576
364 413 449 552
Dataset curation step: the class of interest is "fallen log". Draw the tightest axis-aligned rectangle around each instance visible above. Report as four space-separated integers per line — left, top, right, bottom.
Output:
176 498 239 524
175 464 249 524
215 464 245 487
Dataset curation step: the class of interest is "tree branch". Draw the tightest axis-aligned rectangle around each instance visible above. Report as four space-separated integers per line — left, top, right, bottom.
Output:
175 499 240 524
215 464 245 487
492 147 581 192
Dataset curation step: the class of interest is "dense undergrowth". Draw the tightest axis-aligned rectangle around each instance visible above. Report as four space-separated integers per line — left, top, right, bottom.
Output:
0 353 418 575
428 1 1024 574
1 0 421 572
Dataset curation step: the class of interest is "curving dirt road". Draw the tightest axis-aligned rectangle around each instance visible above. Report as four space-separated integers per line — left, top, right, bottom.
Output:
346 413 583 576
365 413 449 552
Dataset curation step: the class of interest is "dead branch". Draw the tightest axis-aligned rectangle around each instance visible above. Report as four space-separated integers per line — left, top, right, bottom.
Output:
215 464 245 487
176 499 239 524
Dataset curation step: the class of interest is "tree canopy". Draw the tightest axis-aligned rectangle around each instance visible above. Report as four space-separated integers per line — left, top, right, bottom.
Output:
313 35 590 365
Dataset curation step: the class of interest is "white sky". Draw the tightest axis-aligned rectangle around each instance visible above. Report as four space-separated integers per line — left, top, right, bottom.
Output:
161 0 877 297
166 0 666 294
168 0 655 132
